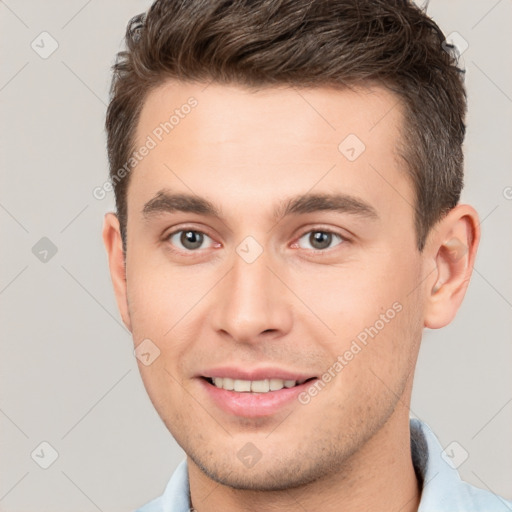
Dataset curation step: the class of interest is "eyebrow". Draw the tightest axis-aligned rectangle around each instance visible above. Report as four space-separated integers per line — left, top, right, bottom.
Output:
142 189 379 222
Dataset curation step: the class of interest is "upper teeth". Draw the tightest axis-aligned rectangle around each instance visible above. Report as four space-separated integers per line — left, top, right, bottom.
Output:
212 378 302 393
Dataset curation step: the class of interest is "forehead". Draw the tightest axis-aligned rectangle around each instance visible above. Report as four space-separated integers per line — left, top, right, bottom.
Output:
129 80 412 225
136 80 404 146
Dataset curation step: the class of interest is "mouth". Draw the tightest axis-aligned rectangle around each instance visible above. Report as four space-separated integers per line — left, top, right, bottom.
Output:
201 376 316 393
198 373 319 417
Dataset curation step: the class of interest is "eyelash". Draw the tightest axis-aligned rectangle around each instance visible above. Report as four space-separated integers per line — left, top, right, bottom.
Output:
163 226 349 257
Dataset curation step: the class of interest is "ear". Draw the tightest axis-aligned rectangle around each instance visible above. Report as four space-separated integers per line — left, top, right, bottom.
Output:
102 212 132 332
423 204 480 329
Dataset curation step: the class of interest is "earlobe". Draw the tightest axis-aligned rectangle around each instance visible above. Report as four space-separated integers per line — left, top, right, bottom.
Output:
423 205 480 330
102 212 132 332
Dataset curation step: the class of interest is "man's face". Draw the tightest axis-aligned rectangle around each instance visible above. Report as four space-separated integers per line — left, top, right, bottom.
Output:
122 81 427 489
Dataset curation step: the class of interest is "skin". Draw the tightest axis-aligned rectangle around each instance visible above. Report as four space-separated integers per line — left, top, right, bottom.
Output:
103 81 479 512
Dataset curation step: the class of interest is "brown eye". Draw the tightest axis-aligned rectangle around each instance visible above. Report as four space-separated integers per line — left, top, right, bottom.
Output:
168 230 212 251
297 230 344 251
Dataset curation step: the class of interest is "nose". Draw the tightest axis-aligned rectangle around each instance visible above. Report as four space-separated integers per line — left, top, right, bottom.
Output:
211 246 293 345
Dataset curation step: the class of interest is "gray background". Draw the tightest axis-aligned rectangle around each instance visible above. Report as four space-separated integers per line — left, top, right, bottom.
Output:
1 0 511 510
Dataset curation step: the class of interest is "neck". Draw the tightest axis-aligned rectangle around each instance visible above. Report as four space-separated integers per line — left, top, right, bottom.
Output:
188 407 421 512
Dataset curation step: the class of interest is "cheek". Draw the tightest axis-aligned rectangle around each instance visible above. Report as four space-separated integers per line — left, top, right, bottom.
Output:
297 254 414 335
310 300 422 432
302 252 423 380
125 251 207 339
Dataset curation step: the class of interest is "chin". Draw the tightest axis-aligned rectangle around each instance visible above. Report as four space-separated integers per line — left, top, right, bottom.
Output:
186 440 351 492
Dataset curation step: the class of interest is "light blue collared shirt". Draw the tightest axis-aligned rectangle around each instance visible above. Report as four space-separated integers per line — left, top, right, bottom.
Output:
136 419 512 511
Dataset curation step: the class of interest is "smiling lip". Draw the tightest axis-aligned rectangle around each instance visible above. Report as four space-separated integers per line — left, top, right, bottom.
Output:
196 366 318 418
199 366 316 382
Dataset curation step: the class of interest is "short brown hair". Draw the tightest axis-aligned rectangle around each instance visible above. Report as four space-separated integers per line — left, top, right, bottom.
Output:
105 0 466 252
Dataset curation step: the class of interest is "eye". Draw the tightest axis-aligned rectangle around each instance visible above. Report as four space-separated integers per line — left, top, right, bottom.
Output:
296 230 345 251
167 229 216 251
